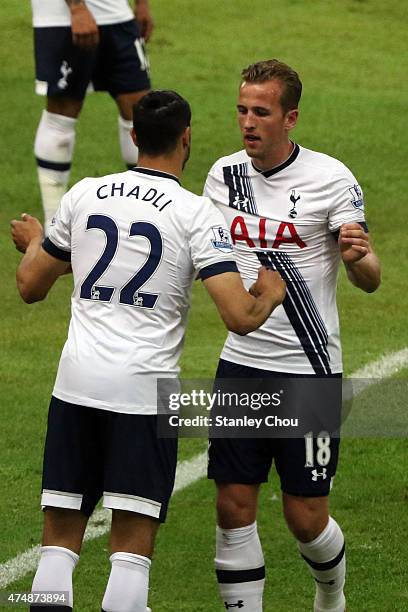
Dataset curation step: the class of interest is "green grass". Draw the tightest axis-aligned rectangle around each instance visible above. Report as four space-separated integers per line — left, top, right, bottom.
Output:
1 0 408 609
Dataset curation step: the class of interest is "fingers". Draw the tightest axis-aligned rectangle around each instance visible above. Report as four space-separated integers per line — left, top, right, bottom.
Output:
350 245 368 254
340 237 369 247
72 31 99 48
340 222 365 231
143 20 154 42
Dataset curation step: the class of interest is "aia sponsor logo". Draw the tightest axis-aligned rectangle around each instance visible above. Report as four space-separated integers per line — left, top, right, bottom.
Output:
230 216 306 250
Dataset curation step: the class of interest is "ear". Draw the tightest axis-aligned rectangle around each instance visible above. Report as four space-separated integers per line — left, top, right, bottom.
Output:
182 126 191 148
131 128 138 146
284 109 299 131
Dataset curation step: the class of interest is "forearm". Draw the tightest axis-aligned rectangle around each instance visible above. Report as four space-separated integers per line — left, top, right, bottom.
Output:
244 292 280 334
222 291 279 336
345 252 381 293
16 237 46 303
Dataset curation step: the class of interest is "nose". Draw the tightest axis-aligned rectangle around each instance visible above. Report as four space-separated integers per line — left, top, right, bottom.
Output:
242 111 256 131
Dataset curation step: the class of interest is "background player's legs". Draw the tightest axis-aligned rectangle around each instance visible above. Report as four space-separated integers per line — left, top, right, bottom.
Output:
34 97 82 233
30 507 89 611
283 495 346 612
115 90 150 169
101 510 159 612
215 484 265 612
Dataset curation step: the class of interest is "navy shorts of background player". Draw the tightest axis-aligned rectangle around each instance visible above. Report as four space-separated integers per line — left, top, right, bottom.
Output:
208 359 342 497
42 396 177 523
34 19 150 99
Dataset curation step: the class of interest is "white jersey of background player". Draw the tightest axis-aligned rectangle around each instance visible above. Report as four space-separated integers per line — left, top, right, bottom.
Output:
31 0 154 232
32 0 134 26
204 144 366 375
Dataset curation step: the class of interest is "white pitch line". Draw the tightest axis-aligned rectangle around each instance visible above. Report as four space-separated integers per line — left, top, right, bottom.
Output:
351 347 408 379
1 347 407 589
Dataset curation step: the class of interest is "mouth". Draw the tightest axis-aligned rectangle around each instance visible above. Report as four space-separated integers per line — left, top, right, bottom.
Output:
244 134 261 144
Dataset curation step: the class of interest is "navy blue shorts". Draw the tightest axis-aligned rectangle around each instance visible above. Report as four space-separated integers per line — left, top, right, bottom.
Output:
41 396 177 522
208 359 342 497
34 20 150 99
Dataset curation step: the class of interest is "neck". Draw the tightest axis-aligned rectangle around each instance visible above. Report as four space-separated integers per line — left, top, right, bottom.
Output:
137 153 183 179
252 140 294 172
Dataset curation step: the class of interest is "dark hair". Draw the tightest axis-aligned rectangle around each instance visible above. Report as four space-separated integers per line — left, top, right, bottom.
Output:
133 90 191 155
241 59 302 113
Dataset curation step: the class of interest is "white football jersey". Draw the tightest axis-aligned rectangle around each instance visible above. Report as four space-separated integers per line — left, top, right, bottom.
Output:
31 0 134 27
204 144 367 375
44 168 236 413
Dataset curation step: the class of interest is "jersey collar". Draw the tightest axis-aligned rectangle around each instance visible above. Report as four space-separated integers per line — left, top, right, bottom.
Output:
252 143 300 178
130 166 181 184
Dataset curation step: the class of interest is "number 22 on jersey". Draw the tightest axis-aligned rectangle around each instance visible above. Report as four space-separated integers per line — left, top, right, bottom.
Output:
80 214 163 309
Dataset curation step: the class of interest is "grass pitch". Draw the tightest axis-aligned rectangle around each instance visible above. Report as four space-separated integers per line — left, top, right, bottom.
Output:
1 0 408 609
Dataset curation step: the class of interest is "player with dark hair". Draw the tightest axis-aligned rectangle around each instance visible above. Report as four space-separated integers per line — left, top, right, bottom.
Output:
11 90 286 612
31 0 154 232
204 59 381 611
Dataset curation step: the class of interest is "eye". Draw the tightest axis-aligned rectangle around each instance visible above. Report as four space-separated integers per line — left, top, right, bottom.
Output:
254 108 269 117
237 106 247 114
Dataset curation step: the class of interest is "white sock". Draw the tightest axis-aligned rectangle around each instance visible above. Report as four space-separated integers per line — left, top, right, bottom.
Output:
215 522 265 611
31 545 79 608
118 115 138 168
102 552 151 612
34 110 76 231
298 517 346 612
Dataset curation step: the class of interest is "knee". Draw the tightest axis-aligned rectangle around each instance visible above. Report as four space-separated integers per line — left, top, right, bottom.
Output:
216 485 257 528
283 496 329 543
47 96 83 118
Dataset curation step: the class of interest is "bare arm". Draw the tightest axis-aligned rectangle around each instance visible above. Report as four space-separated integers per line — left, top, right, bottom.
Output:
65 0 99 48
338 223 381 293
134 0 154 41
203 267 286 336
11 215 70 303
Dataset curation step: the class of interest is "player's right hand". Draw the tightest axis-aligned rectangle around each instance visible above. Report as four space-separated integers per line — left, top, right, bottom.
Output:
70 4 99 48
249 267 286 306
11 214 43 254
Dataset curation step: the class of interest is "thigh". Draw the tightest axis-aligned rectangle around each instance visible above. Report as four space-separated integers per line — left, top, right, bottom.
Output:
274 374 342 497
274 434 340 497
103 414 178 523
34 26 96 99
93 21 151 96
41 396 104 517
209 359 275 484
208 437 273 485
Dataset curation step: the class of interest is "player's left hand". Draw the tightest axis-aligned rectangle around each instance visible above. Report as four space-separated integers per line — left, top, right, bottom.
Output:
338 222 369 265
11 213 43 254
134 0 154 41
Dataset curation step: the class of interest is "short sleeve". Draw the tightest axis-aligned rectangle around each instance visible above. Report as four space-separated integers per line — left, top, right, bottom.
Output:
42 190 73 261
203 161 221 200
327 165 366 232
189 197 238 279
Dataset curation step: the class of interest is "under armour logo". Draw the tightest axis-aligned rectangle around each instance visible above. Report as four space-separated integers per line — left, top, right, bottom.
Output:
225 602 244 609
289 189 301 218
233 193 250 211
58 61 73 90
311 468 327 481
